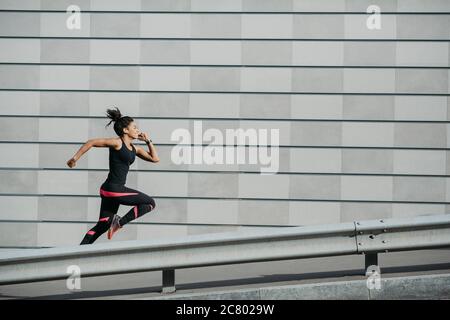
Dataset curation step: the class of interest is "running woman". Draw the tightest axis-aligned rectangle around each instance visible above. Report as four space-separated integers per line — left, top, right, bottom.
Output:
66 107 160 245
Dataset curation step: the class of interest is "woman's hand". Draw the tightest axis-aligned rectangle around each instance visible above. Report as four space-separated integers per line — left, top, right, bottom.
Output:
67 157 77 168
138 132 151 143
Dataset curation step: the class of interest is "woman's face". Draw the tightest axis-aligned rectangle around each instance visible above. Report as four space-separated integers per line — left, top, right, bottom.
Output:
124 121 140 139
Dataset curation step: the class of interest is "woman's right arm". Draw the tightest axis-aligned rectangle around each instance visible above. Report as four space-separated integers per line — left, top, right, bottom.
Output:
66 138 119 168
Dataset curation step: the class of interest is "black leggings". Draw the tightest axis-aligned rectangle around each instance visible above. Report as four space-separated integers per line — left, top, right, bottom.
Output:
80 183 156 245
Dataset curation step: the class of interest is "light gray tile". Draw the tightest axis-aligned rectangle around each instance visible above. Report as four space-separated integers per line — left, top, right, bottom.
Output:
140 67 190 91
187 199 238 224
394 123 446 148
238 200 290 225
37 222 88 246
0 0 40 10
243 0 293 10
294 0 345 11
289 201 341 225
342 149 393 173
396 42 449 67
0 143 39 167
140 93 190 117
0 12 40 36
291 95 343 119
0 170 38 194
90 40 140 64
188 172 238 198
38 196 88 221
141 14 191 37
340 202 392 222
40 92 89 116
395 96 447 121
0 65 39 89
242 14 293 38
293 42 343 66
0 39 40 63
38 171 88 195
90 66 139 91
292 68 343 92
141 40 190 64
290 148 341 173
0 118 39 141
396 69 448 94
191 14 241 38
41 39 89 63
141 0 190 10
39 118 89 142
191 67 240 91
0 196 38 220
90 13 140 37
344 42 396 66
89 92 140 117
289 175 340 200
243 41 293 65
241 68 291 92
393 177 446 202
290 122 342 146
293 15 344 38
240 94 290 119
191 0 242 11
342 123 394 147
190 93 240 118
397 0 450 12
40 66 90 90
90 0 141 11
341 176 393 201
393 150 446 175
343 95 394 120
39 143 88 168
397 15 449 39
0 222 37 246
345 0 398 11
40 0 90 9
239 174 290 199
344 69 395 93
191 40 241 65
0 91 40 115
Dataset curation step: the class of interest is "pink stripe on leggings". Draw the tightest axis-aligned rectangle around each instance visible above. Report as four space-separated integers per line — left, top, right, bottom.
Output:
99 217 110 222
134 206 138 219
87 230 95 235
100 188 138 197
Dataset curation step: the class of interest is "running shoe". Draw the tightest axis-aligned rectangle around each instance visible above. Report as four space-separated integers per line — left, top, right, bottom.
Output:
107 214 122 240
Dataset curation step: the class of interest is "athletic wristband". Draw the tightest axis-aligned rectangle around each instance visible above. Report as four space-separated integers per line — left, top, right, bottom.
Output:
146 139 152 144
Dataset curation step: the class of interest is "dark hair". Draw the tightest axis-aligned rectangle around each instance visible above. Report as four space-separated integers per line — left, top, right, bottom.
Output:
105 107 134 136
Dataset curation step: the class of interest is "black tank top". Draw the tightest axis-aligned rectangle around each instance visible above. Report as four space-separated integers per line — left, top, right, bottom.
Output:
104 137 136 185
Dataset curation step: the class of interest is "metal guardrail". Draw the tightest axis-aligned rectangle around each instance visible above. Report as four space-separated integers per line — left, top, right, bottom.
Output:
0 214 449 293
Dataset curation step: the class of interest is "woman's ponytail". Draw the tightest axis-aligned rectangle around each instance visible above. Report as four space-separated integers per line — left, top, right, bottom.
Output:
104 107 134 136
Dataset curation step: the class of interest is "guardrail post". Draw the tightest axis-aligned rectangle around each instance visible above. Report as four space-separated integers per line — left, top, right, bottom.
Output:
364 253 378 271
162 269 176 294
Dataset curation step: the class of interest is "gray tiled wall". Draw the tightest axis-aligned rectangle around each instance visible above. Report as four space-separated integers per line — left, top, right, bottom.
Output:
0 0 449 247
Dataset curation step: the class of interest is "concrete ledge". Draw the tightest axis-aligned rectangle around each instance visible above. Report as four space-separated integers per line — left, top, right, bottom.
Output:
143 273 450 300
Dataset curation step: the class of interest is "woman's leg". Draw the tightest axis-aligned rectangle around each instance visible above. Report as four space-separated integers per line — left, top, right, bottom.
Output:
113 186 156 227
80 197 119 245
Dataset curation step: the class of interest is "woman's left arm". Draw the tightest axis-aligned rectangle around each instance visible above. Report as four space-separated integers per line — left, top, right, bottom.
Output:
136 134 160 163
